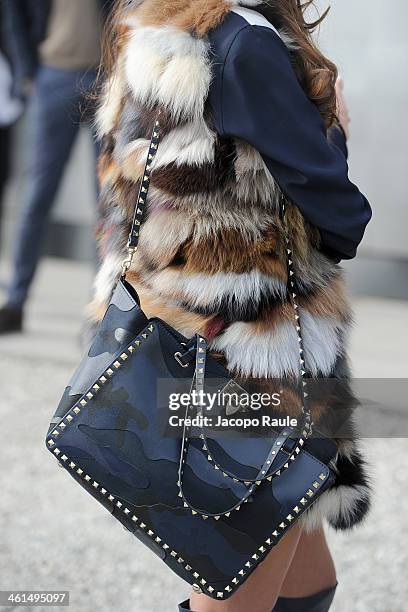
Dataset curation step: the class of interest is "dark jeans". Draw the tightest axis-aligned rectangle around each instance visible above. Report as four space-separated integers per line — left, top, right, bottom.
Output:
6 65 100 309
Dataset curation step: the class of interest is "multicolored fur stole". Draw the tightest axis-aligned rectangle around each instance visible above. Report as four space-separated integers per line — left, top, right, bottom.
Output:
92 0 371 531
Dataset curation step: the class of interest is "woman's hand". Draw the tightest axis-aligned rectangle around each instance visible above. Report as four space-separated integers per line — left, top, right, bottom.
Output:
335 76 350 140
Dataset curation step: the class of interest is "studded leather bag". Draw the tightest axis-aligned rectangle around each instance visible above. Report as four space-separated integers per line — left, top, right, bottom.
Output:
45 118 337 601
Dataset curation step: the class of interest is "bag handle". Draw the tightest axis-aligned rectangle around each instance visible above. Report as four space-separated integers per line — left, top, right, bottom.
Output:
122 118 313 517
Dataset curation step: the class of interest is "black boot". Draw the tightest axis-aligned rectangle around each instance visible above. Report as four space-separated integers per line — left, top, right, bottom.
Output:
0 306 23 334
273 584 338 611
178 584 337 612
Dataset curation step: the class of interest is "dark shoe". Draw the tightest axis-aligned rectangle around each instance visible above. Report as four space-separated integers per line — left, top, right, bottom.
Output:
178 584 337 612
273 583 338 611
0 306 23 334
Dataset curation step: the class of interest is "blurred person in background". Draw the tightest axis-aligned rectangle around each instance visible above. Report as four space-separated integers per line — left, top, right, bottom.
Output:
0 8 23 251
0 0 114 334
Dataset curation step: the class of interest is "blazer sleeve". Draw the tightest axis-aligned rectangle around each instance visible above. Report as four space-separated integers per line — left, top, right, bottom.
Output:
215 25 372 261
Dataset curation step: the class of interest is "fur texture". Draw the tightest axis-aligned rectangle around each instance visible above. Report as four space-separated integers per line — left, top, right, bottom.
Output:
94 0 371 531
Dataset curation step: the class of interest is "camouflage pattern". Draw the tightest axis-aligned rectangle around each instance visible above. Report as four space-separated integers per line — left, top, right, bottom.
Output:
46 280 336 600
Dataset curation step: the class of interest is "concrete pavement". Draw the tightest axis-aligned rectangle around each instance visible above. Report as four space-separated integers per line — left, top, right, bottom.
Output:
0 258 407 612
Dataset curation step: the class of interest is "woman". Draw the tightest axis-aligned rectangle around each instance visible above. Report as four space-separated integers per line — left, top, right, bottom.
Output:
93 1 372 610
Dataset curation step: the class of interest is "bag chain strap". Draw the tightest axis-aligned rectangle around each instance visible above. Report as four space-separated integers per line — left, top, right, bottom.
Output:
121 118 314 518
121 117 161 278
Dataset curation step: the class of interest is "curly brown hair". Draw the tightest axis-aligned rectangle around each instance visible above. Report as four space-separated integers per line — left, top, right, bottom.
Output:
260 1 338 127
100 0 338 128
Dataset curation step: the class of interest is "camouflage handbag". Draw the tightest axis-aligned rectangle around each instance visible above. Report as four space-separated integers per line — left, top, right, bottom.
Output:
45 118 337 601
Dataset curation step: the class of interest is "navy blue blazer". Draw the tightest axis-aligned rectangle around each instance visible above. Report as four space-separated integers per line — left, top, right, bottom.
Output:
208 8 372 262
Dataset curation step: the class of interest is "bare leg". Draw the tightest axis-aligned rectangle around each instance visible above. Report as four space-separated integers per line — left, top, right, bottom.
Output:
279 526 337 598
189 524 302 612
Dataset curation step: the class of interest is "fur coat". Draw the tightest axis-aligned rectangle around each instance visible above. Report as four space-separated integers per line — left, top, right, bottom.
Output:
92 0 371 532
